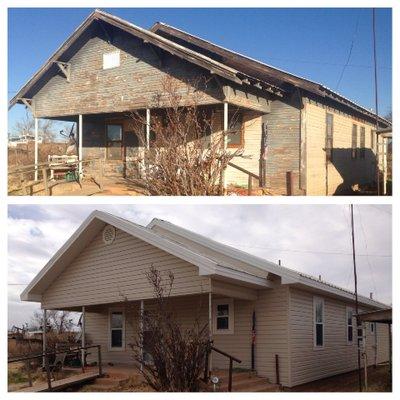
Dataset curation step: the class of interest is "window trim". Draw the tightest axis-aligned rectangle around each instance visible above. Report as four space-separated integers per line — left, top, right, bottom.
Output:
346 306 354 345
213 298 234 335
108 308 125 351
325 112 334 162
351 124 358 159
106 123 123 160
313 296 324 349
227 113 244 149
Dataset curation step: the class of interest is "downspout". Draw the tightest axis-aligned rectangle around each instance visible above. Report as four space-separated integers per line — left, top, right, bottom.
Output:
296 88 306 194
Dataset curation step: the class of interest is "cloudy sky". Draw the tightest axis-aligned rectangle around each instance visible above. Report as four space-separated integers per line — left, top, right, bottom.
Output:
8 204 391 329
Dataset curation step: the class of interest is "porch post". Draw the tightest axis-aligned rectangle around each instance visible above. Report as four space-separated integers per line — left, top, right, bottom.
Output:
34 117 39 181
146 109 150 150
208 292 213 372
81 306 86 367
42 309 47 368
383 137 387 195
78 114 83 179
140 300 144 372
222 102 228 191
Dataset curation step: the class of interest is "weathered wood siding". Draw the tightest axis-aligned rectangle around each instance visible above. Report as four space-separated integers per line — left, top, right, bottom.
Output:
288 287 390 387
41 227 210 309
304 99 376 195
255 286 290 386
264 98 302 194
33 29 222 119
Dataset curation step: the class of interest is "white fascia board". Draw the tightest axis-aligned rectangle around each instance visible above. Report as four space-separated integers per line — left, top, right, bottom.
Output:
21 211 217 303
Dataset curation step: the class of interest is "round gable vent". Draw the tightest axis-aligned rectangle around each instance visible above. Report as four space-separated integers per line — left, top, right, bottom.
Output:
103 225 116 245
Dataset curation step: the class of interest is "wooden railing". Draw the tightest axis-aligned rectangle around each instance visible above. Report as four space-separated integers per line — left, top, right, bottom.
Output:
8 345 102 391
203 341 242 392
227 162 261 195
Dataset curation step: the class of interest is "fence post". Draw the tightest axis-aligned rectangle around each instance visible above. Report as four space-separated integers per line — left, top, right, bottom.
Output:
248 175 253 196
97 345 103 376
26 359 32 387
42 168 49 196
228 358 233 392
44 352 52 391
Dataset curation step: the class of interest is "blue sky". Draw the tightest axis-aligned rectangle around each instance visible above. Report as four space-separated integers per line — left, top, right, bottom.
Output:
8 7 392 131
8 204 391 328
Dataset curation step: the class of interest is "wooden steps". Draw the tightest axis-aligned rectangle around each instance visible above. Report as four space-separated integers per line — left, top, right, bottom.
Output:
208 370 281 392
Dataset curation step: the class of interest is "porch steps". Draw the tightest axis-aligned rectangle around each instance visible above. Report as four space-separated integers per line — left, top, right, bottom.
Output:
209 370 281 392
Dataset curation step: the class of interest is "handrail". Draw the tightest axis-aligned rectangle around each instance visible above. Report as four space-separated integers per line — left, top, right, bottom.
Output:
203 341 241 392
227 162 260 195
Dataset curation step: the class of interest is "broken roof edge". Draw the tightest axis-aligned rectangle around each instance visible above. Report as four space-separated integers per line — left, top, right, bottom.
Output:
147 218 389 310
150 21 391 127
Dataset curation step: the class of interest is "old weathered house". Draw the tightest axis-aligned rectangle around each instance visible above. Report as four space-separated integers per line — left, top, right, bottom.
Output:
21 211 390 389
9 9 391 195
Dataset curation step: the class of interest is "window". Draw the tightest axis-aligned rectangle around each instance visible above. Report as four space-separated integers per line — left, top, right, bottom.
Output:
351 124 358 159
106 124 122 160
313 297 324 348
227 112 244 148
370 322 375 334
213 299 234 334
109 310 124 350
360 127 366 159
371 129 375 151
325 113 334 161
103 50 120 69
346 307 354 344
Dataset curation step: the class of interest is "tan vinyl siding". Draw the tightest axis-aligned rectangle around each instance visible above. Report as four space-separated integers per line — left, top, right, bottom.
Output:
41 228 210 309
255 286 290 386
288 287 390 387
305 100 376 195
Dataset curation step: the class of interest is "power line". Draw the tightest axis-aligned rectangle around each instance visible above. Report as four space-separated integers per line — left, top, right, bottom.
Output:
336 12 361 90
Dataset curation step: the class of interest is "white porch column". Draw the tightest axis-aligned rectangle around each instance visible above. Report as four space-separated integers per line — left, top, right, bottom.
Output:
222 102 229 190
78 114 83 179
208 292 213 372
140 300 144 372
383 137 387 195
81 306 86 366
42 309 47 368
146 109 151 150
34 117 39 181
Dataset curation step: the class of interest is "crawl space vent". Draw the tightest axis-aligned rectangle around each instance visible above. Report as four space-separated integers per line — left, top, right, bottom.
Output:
103 225 116 245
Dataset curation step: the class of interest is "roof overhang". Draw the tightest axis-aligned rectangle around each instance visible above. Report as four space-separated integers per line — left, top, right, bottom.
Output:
357 308 392 323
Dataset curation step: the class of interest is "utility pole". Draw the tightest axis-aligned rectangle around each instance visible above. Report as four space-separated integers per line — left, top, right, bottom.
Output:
351 204 362 392
372 8 380 195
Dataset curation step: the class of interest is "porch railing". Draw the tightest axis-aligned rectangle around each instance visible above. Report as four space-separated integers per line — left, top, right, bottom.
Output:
203 341 242 392
227 162 261 195
8 344 102 391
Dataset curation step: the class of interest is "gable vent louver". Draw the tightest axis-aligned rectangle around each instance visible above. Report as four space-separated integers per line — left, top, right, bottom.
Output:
103 225 116 245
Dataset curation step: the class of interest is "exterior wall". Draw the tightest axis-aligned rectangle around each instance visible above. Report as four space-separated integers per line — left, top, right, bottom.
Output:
33 29 222 118
85 294 208 365
264 98 302 195
255 286 290 387
41 227 210 309
288 287 390 387
304 99 377 195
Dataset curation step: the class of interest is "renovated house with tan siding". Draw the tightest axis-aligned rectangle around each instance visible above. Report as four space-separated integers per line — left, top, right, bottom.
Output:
9 9 391 195
21 211 390 389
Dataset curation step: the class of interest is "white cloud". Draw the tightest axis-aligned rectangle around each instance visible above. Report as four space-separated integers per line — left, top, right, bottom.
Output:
8 204 392 328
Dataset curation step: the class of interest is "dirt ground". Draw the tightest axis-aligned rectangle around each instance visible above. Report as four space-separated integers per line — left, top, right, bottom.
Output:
287 364 391 392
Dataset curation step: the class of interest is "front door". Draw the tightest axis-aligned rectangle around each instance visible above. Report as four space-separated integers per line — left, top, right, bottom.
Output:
106 124 123 160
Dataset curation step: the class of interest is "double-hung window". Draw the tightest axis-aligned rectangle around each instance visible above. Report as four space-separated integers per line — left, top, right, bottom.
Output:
351 124 358 159
313 297 324 348
360 127 366 159
109 310 125 350
346 307 354 344
213 299 234 334
325 113 334 161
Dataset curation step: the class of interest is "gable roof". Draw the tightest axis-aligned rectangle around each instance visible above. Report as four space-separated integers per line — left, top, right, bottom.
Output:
147 218 388 309
9 9 283 110
150 21 391 127
21 211 388 310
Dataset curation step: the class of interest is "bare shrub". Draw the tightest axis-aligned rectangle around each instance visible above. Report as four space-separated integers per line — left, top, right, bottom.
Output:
129 266 209 392
130 76 243 195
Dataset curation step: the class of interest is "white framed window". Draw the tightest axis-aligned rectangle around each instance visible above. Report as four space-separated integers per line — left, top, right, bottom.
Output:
213 298 234 335
313 296 324 348
346 307 354 344
103 50 120 69
109 308 125 350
